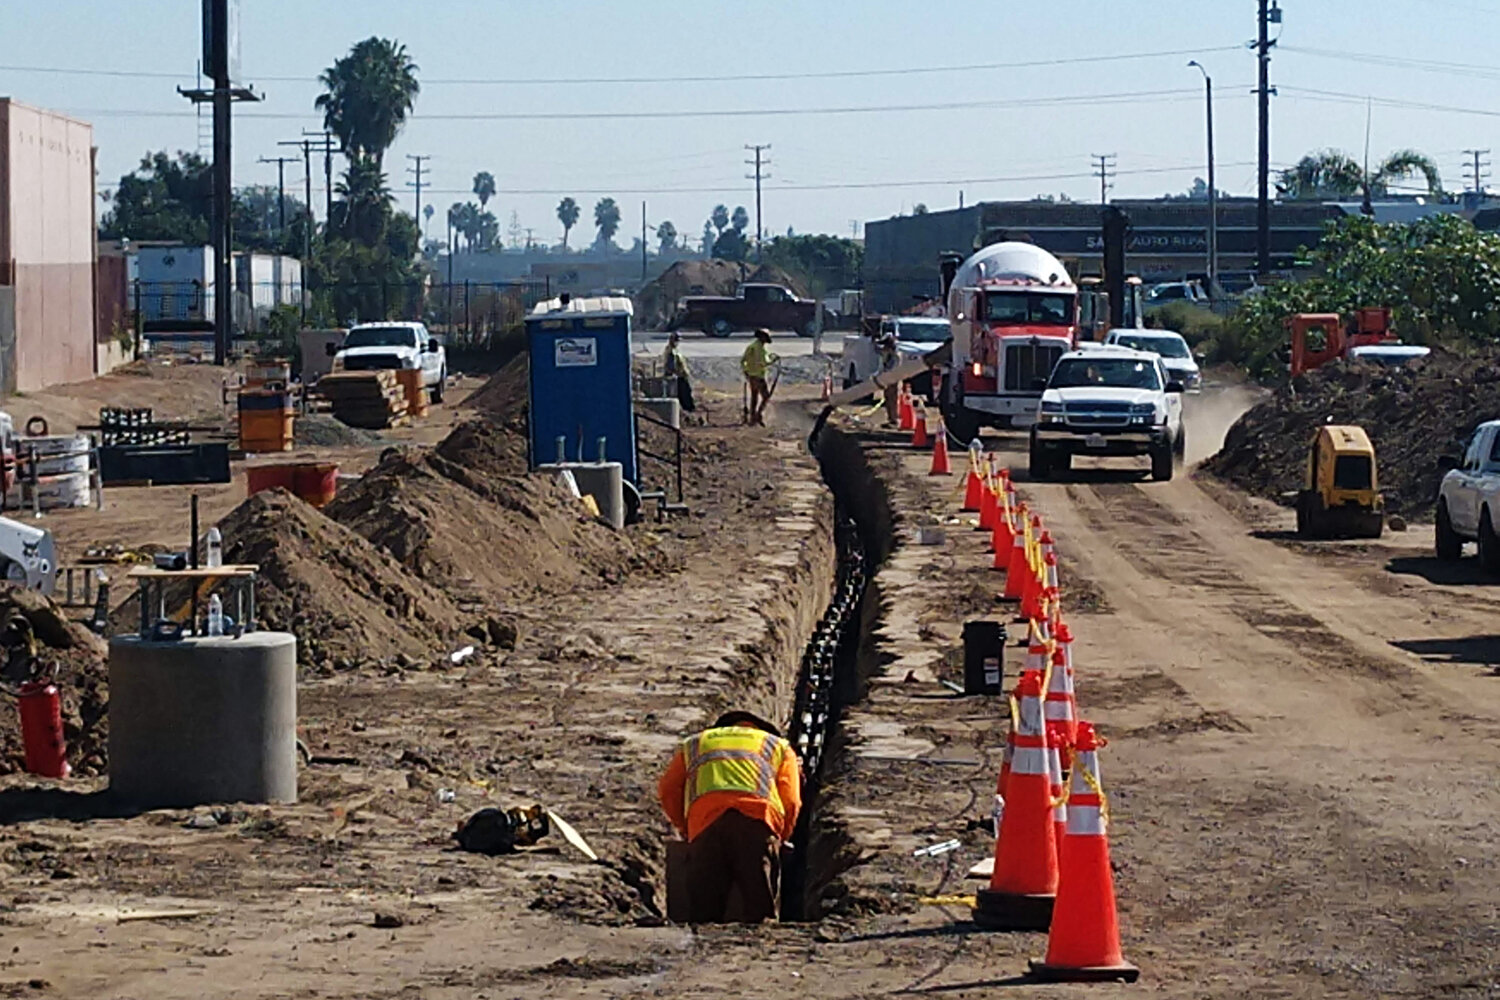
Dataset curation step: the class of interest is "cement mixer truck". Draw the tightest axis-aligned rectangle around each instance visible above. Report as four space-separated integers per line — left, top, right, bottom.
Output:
936 242 1081 441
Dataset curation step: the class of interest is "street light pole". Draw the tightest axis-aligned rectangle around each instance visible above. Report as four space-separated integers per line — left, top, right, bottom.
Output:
1189 60 1218 302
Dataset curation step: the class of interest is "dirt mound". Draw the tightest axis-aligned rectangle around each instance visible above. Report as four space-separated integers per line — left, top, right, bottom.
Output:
0 590 108 777
462 353 529 424
1203 349 1500 518
325 426 657 608
211 491 466 671
296 413 385 448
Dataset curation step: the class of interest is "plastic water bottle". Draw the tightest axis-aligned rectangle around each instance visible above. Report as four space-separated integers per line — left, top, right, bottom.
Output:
206 594 224 637
205 527 222 569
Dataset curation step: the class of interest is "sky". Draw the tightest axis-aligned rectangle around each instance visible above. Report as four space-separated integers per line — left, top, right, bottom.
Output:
5 0 1500 247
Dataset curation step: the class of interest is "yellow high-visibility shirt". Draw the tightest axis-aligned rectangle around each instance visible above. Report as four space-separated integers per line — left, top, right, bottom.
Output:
741 341 774 378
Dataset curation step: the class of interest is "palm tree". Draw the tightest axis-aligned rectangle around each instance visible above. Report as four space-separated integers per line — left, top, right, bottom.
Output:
556 197 580 248
594 197 621 249
731 206 750 232
447 202 463 251
656 220 678 252
315 38 420 170
473 171 496 210
331 160 392 245
1279 148 1443 203
711 204 729 236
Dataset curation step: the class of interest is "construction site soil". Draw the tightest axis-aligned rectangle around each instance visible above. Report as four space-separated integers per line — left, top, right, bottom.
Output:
0 590 109 778
1204 348 1500 517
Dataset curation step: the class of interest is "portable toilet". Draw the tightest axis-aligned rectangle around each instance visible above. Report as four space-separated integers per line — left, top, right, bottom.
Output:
524 295 639 486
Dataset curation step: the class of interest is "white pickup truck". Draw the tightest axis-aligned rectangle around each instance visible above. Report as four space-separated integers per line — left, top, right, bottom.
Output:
1028 346 1185 482
331 321 447 402
1435 419 1500 568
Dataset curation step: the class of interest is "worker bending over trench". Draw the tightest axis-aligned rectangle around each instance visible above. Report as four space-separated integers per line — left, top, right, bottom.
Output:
658 710 802 923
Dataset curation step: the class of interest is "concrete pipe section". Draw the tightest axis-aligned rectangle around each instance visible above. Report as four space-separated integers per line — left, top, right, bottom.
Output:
108 632 298 809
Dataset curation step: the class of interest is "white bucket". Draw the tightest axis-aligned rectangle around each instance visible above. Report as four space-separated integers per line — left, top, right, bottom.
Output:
23 472 91 510
23 435 90 477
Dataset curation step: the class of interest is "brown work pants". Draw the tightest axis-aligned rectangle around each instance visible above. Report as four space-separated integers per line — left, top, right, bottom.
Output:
684 809 781 923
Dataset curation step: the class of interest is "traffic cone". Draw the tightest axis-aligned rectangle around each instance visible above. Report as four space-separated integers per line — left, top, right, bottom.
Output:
897 384 914 431
990 501 1014 560
961 444 985 512
1046 719 1072 863
929 420 952 475
979 476 997 531
1029 722 1139 983
1001 510 1029 589
1046 640 1078 747
975 670 1058 930
1021 556 1046 623
911 401 929 448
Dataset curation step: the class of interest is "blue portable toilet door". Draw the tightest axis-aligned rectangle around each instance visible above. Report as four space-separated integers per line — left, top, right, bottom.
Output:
525 313 639 483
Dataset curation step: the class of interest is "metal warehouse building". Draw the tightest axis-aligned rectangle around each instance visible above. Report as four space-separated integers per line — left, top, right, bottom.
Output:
861 199 1346 314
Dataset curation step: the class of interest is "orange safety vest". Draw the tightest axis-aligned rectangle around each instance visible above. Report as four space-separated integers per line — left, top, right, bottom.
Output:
681 726 788 821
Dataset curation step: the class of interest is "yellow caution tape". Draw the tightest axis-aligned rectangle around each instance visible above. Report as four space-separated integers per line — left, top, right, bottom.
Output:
919 894 978 907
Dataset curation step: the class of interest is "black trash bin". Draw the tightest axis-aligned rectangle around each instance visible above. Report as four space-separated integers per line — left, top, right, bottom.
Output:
962 619 1007 696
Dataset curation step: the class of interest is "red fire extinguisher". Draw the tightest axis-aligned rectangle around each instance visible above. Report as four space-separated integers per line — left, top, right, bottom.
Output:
17 681 68 779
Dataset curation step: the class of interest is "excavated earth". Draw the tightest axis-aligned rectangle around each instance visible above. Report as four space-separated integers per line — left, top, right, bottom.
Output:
1205 347 1500 518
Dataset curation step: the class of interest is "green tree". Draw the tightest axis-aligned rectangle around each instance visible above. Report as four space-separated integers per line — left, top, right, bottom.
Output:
556 197 580 248
1279 148 1443 202
701 219 714 253
913 203 929 215
655 220 678 252
594 197 622 249
473 171 496 210
328 160 392 245
711 204 729 236
731 206 750 232
712 228 749 262
761 234 864 296
99 151 211 243
315 37 420 169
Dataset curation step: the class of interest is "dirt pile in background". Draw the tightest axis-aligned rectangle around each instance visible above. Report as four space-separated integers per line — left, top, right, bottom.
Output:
1203 349 1500 517
212 492 467 671
461 353 529 426
325 420 667 608
0 590 108 777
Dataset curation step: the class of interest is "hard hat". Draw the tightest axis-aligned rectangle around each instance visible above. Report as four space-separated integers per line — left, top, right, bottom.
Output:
713 709 782 737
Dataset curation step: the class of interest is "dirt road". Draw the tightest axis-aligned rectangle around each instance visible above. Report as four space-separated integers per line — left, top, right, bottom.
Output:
0 377 1497 998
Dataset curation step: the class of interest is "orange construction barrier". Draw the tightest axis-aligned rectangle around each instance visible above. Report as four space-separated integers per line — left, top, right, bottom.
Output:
929 420 952 475
1029 722 1139 983
975 670 1059 930
910 402 930 448
897 384 914 431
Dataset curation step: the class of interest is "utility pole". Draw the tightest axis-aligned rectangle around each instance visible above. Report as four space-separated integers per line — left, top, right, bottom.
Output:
303 130 340 226
278 136 315 313
1464 149 1491 195
1092 153 1117 205
745 143 771 259
179 0 260 367
1256 0 1280 275
641 201 648 282
1189 61 1218 299
405 153 430 229
258 155 296 234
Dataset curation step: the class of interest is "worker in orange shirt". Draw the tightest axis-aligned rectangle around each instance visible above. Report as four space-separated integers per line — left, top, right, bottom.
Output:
658 710 802 923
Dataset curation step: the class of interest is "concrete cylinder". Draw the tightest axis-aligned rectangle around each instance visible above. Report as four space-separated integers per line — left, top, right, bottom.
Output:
108 632 298 809
637 398 681 430
538 461 626 530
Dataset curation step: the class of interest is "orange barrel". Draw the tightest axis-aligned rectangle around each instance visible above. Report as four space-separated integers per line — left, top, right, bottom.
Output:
396 368 429 417
238 389 295 452
291 462 339 508
246 463 296 496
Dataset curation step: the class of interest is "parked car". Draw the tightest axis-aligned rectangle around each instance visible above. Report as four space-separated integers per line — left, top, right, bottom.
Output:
1029 346 1185 482
1146 280 1207 305
672 283 819 338
331 321 447 403
1436 420 1500 568
1104 328 1202 391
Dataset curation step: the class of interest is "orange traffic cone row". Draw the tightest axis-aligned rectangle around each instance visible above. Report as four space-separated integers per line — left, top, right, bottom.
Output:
975 670 1058 930
1021 557 1046 624
1000 511 1028 584
910 401 930 448
961 447 985 512
1029 721 1140 983
929 419 952 475
897 383 914 431
1046 719 1072 862
1046 639 1078 747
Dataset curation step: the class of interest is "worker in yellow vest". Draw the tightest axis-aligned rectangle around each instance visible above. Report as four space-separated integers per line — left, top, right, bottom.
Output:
658 710 802 922
740 330 778 426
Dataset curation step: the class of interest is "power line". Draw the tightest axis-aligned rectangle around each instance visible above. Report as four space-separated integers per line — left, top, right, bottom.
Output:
66 86 1239 123
1281 85 1500 118
1282 44 1500 80
1092 154 1117 205
0 45 1245 86
256 155 298 234
399 160 1260 198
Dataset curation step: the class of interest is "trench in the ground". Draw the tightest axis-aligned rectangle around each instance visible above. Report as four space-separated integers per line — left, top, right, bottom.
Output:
780 425 895 922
